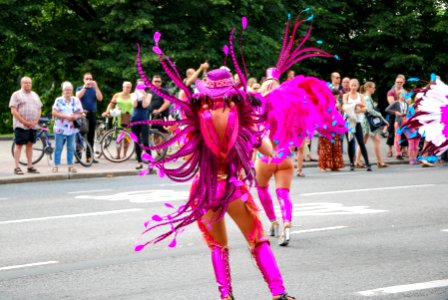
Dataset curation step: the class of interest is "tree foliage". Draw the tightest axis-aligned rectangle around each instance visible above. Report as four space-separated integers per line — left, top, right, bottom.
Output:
0 0 447 133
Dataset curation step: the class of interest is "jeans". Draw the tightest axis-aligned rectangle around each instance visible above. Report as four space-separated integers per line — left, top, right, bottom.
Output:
54 133 75 166
348 123 370 166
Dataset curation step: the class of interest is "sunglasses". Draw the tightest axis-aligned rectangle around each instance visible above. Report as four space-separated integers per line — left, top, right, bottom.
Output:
153 80 161 83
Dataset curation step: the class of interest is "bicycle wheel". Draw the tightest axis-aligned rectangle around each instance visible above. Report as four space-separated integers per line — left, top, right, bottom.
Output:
94 122 107 159
74 135 94 167
11 136 46 166
147 130 168 162
101 129 135 163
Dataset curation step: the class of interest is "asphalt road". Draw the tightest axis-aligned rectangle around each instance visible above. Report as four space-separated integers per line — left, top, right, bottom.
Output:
0 165 447 300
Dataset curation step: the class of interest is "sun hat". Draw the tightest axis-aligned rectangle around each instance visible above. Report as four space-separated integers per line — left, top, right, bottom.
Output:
195 68 235 98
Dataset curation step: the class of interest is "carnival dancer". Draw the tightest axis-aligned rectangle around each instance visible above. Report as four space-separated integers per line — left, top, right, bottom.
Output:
254 12 347 246
255 68 295 246
130 11 346 300
404 75 448 160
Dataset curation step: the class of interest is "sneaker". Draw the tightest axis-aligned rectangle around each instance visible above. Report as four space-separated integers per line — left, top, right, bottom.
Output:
396 155 404 160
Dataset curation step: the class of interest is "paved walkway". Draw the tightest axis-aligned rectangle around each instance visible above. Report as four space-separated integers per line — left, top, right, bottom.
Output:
0 136 407 185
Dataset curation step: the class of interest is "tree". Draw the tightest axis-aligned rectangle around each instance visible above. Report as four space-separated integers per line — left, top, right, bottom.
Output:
1 0 446 133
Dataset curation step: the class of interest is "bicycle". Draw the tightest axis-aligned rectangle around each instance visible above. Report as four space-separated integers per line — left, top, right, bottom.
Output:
11 116 93 167
99 113 168 163
93 117 110 159
74 131 94 167
11 117 54 165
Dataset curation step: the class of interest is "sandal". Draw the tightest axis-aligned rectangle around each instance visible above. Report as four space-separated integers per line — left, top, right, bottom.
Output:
387 151 393 158
27 167 40 174
14 167 24 175
296 171 305 177
275 293 296 300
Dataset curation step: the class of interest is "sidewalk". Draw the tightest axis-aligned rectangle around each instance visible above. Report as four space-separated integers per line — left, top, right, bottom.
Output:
0 136 406 185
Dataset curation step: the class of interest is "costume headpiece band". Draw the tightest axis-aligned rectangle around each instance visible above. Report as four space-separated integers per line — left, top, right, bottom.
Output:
204 77 233 89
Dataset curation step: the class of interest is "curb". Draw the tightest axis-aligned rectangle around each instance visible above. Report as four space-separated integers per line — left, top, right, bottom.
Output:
0 170 138 185
0 160 410 185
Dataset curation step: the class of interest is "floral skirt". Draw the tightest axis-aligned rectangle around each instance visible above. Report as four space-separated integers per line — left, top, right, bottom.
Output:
318 135 345 170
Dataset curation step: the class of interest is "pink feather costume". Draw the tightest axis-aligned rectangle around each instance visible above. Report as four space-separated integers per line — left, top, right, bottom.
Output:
404 79 448 157
254 12 347 245
130 20 297 298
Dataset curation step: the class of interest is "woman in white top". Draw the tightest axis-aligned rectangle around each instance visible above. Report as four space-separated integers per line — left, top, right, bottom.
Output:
52 81 83 173
343 79 371 171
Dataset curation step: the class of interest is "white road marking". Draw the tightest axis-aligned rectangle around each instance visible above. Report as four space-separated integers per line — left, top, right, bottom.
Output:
300 184 435 196
76 189 189 203
357 279 448 296
67 189 113 194
0 208 142 225
0 261 59 271
442 229 448 232
275 203 387 216
291 226 347 234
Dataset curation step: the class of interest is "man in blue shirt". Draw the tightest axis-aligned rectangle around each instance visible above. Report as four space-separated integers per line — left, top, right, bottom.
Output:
76 72 103 163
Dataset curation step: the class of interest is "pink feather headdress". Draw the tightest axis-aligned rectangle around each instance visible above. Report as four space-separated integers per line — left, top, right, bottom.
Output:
269 9 335 79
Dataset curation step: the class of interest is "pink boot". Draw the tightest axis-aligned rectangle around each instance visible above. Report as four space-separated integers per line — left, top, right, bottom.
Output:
257 185 277 221
276 188 292 223
251 240 286 296
257 185 279 237
276 188 292 246
211 246 233 299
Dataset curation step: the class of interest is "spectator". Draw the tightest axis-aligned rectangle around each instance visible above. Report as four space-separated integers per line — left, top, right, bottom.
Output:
76 72 103 163
102 81 134 159
358 81 389 168
386 93 409 161
343 78 372 171
131 80 152 170
330 72 345 152
148 75 171 134
286 69 295 81
386 74 407 158
9 76 42 175
251 82 261 92
341 77 351 94
295 141 306 177
318 74 344 172
51 82 83 173
247 77 258 92
180 62 209 98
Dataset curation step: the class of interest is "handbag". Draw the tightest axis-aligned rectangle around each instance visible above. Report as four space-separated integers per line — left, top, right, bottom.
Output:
72 98 89 133
74 116 89 134
365 111 386 132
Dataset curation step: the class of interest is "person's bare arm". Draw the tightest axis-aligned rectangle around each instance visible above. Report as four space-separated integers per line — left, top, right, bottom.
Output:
10 107 32 128
356 94 367 113
185 62 209 87
76 86 87 98
256 136 274 158
387 94 395 105
52 108 76 121
31 108 42 127
92 81 103 101
142 93 152 108
154 99 171 115
102 93 118 117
